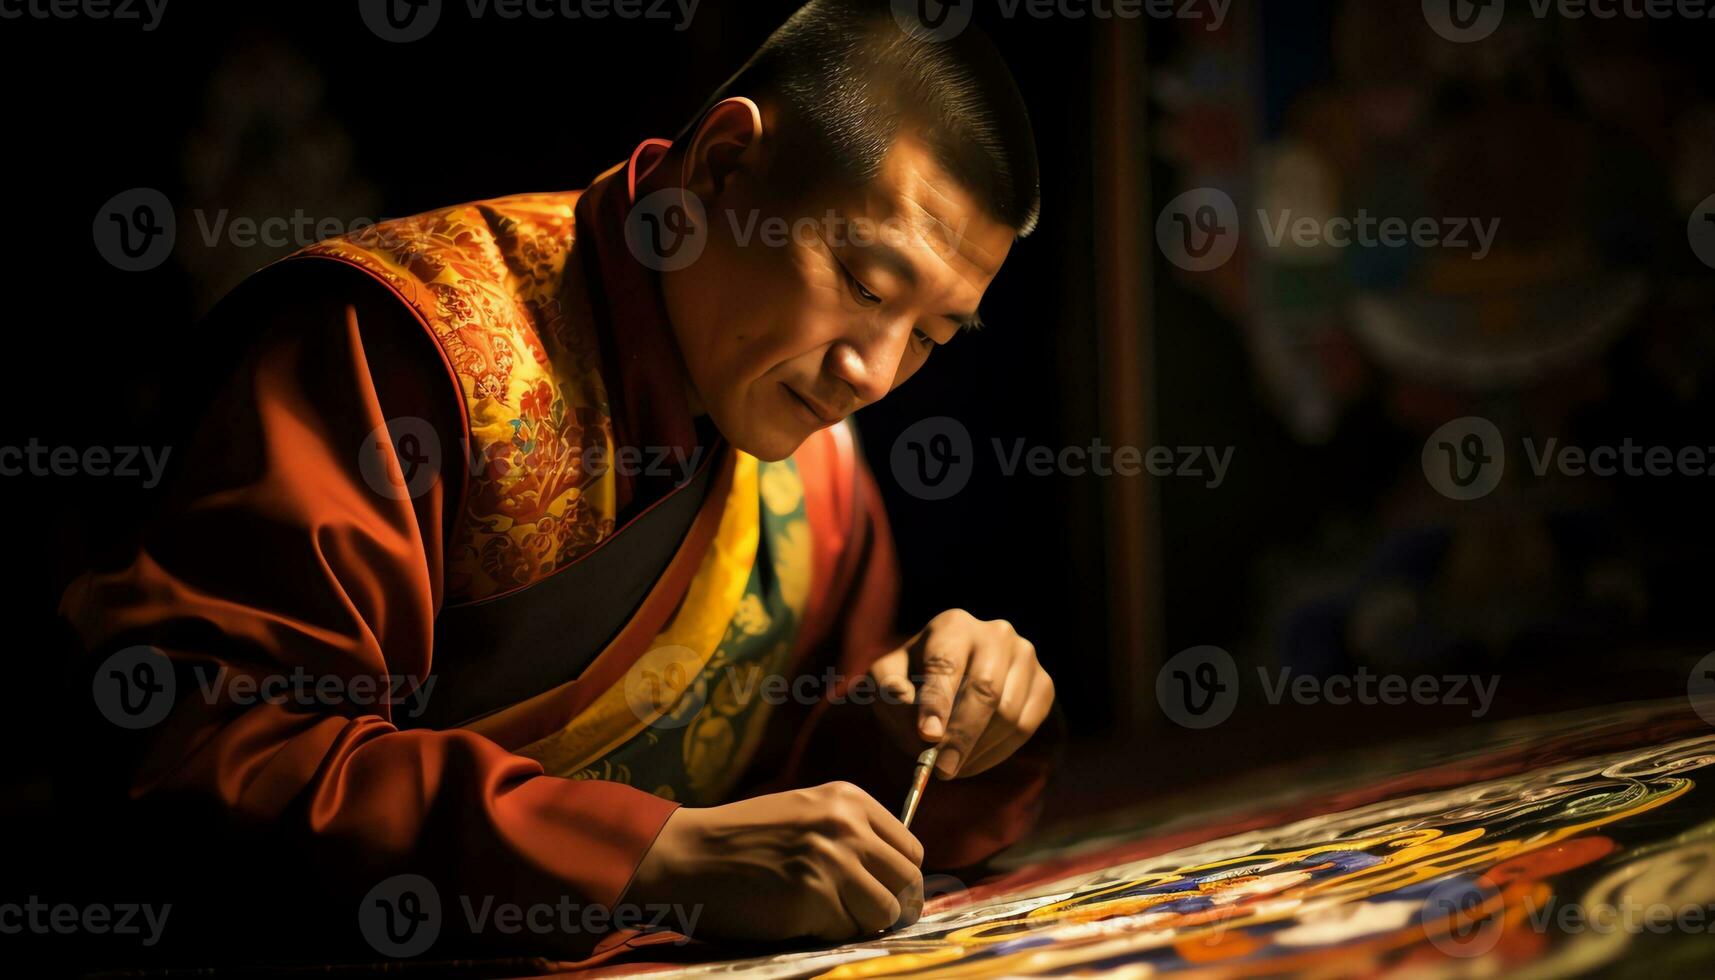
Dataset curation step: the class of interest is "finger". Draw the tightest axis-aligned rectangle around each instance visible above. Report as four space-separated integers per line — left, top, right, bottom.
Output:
935 633 1010 779
850 785 926 870
869 647 918 705
827 849 903 937
965 638 1039 764
854 832 923 910
892 873 926 930
913 625 971 742
962 670 1055 777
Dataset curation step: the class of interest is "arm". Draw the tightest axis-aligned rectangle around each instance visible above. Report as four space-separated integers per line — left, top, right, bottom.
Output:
61 265 676 959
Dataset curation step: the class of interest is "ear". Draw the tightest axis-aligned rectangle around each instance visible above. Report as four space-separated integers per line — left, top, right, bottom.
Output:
681 96 764 200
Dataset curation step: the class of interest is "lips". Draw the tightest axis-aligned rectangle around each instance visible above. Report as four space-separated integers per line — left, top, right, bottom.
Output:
782 383 840 428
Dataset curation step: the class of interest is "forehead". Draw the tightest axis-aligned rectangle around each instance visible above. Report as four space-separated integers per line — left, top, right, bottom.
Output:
821 132 1015 293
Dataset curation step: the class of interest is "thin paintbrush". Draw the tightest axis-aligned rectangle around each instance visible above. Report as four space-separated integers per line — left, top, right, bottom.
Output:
899 746 940 829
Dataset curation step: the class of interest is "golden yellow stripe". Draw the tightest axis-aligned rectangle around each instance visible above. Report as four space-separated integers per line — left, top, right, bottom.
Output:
517 452 761 776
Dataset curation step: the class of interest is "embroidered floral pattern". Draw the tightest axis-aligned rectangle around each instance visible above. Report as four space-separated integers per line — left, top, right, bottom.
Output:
291 193 618 602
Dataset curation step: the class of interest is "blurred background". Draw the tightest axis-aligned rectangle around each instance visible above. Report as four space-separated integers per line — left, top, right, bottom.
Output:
5 0 1715 892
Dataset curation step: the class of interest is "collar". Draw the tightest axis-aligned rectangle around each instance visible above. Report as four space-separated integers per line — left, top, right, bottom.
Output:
573 139 703 511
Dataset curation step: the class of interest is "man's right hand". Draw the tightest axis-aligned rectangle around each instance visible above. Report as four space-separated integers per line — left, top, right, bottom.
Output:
625 781 925 942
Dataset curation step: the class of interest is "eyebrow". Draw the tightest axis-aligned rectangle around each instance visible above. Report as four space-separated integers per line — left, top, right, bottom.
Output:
843 234 984 334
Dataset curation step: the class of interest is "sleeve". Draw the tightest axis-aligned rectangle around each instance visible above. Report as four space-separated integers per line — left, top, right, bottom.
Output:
768 438 1063 874
58 262 677 960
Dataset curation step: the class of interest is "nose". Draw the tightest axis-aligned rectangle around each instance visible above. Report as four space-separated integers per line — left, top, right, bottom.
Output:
825 319 913 407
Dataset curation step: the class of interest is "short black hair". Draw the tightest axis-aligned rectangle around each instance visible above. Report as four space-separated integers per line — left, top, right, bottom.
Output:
677 0 1040 237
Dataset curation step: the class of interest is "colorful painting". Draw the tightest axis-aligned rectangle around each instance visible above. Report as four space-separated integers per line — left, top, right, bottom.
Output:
586 701 1715 977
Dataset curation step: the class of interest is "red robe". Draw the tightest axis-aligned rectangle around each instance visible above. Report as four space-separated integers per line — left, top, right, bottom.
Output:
59 140 1055 970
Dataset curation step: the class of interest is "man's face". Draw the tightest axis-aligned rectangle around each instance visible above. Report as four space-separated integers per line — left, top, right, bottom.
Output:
659 130 1017 461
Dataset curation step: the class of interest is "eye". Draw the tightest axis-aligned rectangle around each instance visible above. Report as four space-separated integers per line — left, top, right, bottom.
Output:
912 328 936 352
818 230 884 308
842 265 881 306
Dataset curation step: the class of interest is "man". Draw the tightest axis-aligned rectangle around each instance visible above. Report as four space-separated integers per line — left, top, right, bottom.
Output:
61 0 1056 965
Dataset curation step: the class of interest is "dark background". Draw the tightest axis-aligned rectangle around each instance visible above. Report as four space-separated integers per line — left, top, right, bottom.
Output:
4 0 1715 957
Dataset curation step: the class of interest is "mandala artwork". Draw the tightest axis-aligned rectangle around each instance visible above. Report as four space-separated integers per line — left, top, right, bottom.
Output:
587 701 1715 978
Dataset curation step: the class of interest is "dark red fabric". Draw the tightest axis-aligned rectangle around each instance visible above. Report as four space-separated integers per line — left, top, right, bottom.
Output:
57 144 1054 969
59 262 677 961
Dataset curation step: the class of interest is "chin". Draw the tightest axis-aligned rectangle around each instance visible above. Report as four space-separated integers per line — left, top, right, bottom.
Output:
738 430 804 463
711 407 803 462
